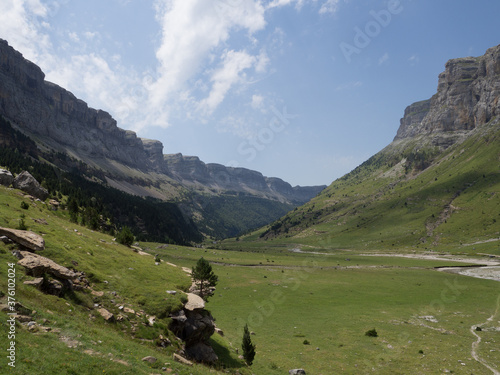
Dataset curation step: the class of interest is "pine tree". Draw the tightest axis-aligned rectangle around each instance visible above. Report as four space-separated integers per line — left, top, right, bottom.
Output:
191 257 218 300
241 324 256 366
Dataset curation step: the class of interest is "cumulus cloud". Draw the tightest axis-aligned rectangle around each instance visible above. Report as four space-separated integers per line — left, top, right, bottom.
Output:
147 0 267 126
0 0 50 62
198 50 257 115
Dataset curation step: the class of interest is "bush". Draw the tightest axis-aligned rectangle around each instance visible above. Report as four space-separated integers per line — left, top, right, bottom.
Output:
20 201 29 210
18 217 28 230
303 339 310 345
365 328 378 337
116 226 134 247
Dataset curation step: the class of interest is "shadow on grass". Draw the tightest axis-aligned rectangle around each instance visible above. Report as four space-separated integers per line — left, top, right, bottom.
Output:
210 337 245 370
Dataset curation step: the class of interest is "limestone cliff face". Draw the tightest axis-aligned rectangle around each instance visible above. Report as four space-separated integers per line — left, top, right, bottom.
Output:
0 39 324 204
395 44 500 145
0 39 163 170
164 153 325 204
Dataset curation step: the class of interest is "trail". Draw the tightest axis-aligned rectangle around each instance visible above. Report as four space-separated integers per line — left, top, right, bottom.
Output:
470 294 500 375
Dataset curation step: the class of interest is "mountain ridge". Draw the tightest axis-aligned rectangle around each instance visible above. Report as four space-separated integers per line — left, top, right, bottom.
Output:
0 38 325 206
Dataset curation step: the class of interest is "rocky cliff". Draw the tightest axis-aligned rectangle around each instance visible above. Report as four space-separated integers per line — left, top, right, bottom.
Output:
164 153 325 204
395 44 500 146
0 39 163 171
0 38 324 205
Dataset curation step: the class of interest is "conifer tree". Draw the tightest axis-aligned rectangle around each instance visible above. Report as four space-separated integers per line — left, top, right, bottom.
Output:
241 324 256 366
191 257 218 300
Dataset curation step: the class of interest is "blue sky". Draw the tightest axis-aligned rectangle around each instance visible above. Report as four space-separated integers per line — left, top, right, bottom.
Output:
1 0 499 186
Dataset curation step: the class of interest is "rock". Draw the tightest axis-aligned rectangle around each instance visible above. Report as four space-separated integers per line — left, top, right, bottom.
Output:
17 251 76 279
184 293 205 311
394 44 500 145
169 308 217 364
166 290 177 295
215 327 224 336
48 199 59 210
141 356 157 363
12 171 49 200
173 353 193 366
0 227 45 252
23 277 44 289
185 342 219 364
123 307 135 315
0 236 12 244
97 308 115 322
289 369 307 375
0 168 13 186
45 279 64 297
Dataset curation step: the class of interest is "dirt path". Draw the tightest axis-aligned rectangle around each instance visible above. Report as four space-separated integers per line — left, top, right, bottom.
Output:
470 295 500 375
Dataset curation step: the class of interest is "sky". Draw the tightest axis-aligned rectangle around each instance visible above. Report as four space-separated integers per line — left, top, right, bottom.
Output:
0 0 499 186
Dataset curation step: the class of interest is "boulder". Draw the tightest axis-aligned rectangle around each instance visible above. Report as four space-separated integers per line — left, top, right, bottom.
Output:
12 171 49 200
23 277 44 289
97 308 115 322
17 251 76 279
185 342 219 364
141 356 157 363
173 353 193 366
169 308 217 364
0 169 13 186
45 279 64 297
0 227 45 252
184 293 205 311
289 370 307 375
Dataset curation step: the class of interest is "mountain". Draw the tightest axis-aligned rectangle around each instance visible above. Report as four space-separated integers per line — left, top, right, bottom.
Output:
0 38 325 239
234 44 500 251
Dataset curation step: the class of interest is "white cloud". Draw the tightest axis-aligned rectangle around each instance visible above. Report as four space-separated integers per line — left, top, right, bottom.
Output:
378 52 389 65
198 50 256 115
319 0 341 14
0 0 51 62
335 81 362 91
408 54 420 65
148 0 267 127
251 94 265 110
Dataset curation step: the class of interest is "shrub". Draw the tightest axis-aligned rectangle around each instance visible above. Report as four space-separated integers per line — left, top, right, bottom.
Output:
303 339 310 345
365 328 378 337
116 226 134 247
20 201 29 210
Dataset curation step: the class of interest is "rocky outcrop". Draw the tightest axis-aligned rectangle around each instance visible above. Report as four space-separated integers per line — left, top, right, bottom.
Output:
170 306 218 364
17 251 76 279
395 44 500 145
0 227 45 252
12 171 49 200
0 169 13 186
164 153 326 204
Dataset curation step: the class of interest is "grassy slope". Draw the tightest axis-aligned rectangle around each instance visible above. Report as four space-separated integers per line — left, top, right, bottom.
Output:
227 121 500 254
0 186 244 374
